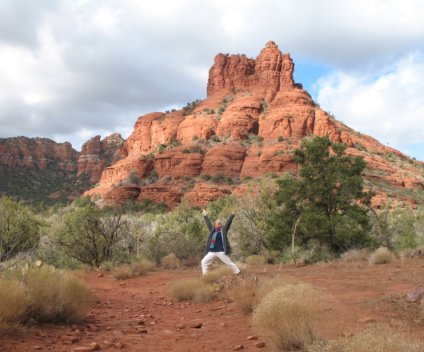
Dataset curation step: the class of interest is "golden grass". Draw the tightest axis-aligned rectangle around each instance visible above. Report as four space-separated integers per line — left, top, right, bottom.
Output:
253 283 326 351
369 247 396 265
170 278 209 302
161 253 181 269
24 267 93 323
131 259 154 276
112 260 154 280
340 249 369 262
0 280 31 330
310 325 424 352
231 277 258 314
112 265 133 280
245 255 267 265
193 284 216 303
201 266 233 284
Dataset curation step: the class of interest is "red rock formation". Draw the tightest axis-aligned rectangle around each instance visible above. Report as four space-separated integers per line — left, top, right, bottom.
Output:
0 137 77 171
77 133 124 183
84 41 424 209
207 41 294 101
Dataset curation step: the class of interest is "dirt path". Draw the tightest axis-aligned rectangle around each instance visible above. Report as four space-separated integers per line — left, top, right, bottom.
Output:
1 258 424 351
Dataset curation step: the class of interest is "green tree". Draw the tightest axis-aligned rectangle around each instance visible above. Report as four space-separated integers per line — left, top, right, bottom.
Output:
54 205 130 267
269 136 373 254
0 196 41 262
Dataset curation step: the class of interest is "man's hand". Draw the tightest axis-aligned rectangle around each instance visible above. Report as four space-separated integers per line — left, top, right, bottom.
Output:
202 209 208 216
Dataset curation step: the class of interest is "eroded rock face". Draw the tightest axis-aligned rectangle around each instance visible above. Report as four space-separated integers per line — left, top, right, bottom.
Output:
85 41 424 209
0 137 78 171
207 41 294 101
77 133 125 183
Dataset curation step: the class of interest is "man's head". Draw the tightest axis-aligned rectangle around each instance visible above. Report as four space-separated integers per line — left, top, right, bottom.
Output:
215 219 222 229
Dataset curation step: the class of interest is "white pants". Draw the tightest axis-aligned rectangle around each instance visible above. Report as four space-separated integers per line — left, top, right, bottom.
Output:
201 252 240 275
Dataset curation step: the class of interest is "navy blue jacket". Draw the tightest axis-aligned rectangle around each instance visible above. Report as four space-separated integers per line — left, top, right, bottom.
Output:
203 214 234 255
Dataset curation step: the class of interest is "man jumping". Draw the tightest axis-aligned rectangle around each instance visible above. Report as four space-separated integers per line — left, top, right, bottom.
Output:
200 208 240 275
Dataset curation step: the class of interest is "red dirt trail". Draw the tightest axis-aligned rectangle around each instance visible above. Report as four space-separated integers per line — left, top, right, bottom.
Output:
1 258 424 351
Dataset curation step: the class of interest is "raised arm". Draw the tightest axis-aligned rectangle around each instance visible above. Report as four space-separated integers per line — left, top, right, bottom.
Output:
202 209 213 232
224 212 235 232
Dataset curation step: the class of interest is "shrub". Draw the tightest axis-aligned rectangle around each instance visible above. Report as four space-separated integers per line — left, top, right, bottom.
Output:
210 135 221 142
53 205 130 267
161 253 181 269
170 278 210 302
131 259 154 276
312 325 424 352
202 266 233 284
99 261 114 272
113 259 154 280
369 247 396 265
23 267 92 323
253 284 325 351
193 284 216 303
112 265 133 280
231 277 258 314
0 280 31 329
0 196 41 262
340 249 369 262
245 255 267 265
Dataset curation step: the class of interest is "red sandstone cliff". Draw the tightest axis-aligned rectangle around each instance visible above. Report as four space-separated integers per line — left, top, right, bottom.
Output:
86 41 424 208
0 134 124 201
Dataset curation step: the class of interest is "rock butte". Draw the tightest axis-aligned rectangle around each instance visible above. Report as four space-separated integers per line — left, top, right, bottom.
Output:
83 41 423 209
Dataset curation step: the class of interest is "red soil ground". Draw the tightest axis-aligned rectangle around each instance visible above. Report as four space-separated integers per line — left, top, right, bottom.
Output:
1 258 424 352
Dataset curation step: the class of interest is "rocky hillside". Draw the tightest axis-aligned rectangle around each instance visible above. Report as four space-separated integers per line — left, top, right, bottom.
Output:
0 134 124 203
86 41 424 209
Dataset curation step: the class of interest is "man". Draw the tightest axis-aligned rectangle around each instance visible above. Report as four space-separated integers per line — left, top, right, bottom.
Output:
201 208 240 275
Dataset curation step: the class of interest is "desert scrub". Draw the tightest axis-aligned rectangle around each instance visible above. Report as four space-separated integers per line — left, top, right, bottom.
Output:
310 325 424 352
170 278 216 302
253 283 326 351
245 255 267 265
161 253 181 269
1 267 93 324
340 249 369 262
112 259 154 280
369 247 396 265
0 280 31 330
201 266 233 284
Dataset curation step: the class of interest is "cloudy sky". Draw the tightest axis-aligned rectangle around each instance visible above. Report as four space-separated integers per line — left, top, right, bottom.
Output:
1 0 423 160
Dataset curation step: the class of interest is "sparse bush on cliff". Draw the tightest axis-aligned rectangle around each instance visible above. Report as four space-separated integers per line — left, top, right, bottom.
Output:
0 196 41 263
182 99 202 116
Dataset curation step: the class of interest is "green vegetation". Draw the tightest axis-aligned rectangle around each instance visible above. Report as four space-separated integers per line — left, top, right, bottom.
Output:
268 136 373 254
182 99 202 116
0 196 41 262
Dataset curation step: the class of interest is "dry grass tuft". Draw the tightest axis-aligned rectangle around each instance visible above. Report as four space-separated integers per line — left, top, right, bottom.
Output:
310 325 424 352
112 265 133 280
0 280 31 330
24 267 93 323
202 266 233 284
369 247 396 265
253 283 326 351
131 259 154 276
113 260 154 280
340 249 369 262
170 278 210 302
193 284 216 303
231 277 259 314
245 255 267 265
161 253 181 269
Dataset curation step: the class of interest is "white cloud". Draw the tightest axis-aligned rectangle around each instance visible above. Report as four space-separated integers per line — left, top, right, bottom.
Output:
0 0 423 151
315 53 424 156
